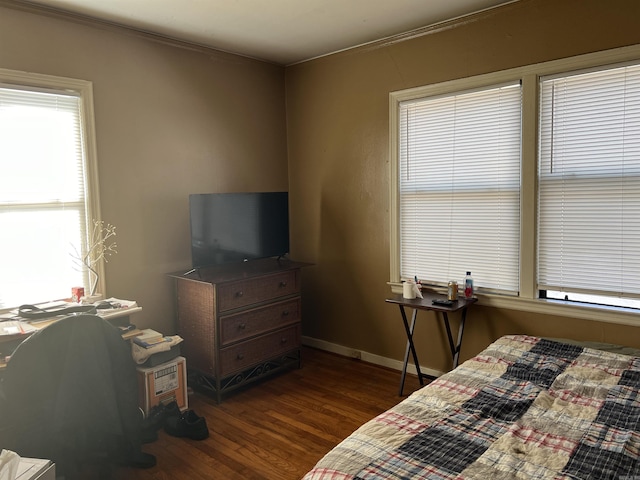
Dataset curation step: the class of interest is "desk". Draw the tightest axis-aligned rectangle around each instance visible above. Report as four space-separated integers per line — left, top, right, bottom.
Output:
386 293 477 396
0 300 142 369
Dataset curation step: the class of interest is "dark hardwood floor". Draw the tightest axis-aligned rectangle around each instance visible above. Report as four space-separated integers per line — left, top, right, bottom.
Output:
113 347 423 480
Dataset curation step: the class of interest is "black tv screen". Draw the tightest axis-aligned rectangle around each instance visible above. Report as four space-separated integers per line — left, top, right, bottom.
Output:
189 192 290 268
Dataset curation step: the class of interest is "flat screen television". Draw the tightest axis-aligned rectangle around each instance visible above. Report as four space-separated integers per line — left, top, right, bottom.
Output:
189 192 290 269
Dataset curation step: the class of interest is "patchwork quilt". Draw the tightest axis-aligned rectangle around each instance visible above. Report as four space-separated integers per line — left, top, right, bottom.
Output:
302 335 640 480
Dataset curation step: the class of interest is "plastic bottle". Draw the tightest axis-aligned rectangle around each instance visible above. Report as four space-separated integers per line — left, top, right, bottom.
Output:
464 271 474 298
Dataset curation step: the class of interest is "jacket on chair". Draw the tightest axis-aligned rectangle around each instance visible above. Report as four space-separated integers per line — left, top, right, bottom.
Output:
0 314 143 467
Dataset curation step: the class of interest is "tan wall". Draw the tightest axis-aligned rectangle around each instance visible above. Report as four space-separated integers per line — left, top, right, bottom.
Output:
0 5 287 334
286 0 640 371
4 0 640 372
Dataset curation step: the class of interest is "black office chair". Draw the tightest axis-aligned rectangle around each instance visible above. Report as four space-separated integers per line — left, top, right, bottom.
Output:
0 314 154 478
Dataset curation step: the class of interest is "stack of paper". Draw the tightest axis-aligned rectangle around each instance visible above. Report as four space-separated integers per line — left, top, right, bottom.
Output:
133 328 168 348
0 321 37 337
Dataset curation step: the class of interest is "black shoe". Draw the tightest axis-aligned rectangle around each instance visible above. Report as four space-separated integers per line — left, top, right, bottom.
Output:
141 401 181 443
164 410 209 440
142 401 180 432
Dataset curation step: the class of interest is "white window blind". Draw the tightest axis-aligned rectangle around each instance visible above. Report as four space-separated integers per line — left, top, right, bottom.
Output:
0 84 88 308
399 82 522 293
538 63 640 299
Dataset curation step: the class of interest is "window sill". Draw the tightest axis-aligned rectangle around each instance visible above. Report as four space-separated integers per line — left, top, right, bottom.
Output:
388 283 640 327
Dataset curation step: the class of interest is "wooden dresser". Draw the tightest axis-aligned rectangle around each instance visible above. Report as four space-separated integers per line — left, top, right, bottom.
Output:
169 259 310 402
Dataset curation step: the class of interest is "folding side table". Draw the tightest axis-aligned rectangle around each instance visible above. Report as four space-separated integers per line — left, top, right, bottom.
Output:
386 292 477 396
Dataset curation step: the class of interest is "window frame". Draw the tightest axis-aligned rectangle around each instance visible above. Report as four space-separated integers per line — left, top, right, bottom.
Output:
389 44 640 327
0 68 104 310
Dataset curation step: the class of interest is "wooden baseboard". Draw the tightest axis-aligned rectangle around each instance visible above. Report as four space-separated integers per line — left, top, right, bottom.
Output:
301 335 443 379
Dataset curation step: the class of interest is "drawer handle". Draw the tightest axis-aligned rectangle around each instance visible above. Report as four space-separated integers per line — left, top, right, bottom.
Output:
279 281 287 288
238 323 246 330
282 310 289 316
280 338 288 344
237 353 244 360
235 291 244 298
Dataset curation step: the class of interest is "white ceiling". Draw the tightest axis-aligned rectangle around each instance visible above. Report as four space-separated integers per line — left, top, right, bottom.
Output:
18 0 516 65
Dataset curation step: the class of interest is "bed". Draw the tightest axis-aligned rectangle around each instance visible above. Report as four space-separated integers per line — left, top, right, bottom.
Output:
303 335 640 479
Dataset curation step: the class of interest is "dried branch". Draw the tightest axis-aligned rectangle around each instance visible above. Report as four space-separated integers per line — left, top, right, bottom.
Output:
71 220 118 296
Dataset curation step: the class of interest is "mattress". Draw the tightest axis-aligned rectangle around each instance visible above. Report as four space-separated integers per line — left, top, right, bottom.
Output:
303 334 640 479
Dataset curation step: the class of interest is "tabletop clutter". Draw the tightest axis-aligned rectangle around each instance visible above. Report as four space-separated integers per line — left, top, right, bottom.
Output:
131 327 183 365
403 271 474 301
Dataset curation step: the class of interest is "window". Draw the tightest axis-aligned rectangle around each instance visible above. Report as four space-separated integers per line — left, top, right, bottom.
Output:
397 83 522 293
538 63 640 308
0 69 101 310
390 44 640 323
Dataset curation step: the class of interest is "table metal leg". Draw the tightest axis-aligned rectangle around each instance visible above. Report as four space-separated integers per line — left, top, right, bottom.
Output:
452 307 468 369
399 305 423 396
441 308 468 370
442 312 455 358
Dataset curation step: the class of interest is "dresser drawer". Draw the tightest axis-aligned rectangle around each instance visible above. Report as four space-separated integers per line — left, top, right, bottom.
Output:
219 298 300 347
217 270 299 312
219 325 300 376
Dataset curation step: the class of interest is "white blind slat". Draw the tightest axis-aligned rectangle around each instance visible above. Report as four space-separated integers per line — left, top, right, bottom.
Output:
399 82 522 293
538 63 640 298
0 85 87 308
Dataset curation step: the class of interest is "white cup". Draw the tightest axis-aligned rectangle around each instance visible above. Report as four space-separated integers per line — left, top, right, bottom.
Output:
403 281 417 299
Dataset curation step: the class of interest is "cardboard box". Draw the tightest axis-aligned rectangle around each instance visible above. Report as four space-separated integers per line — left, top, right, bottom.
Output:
137 356 188 415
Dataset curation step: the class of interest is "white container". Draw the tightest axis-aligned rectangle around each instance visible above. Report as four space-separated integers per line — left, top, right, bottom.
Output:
403 281 417 299
81 293 104 304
